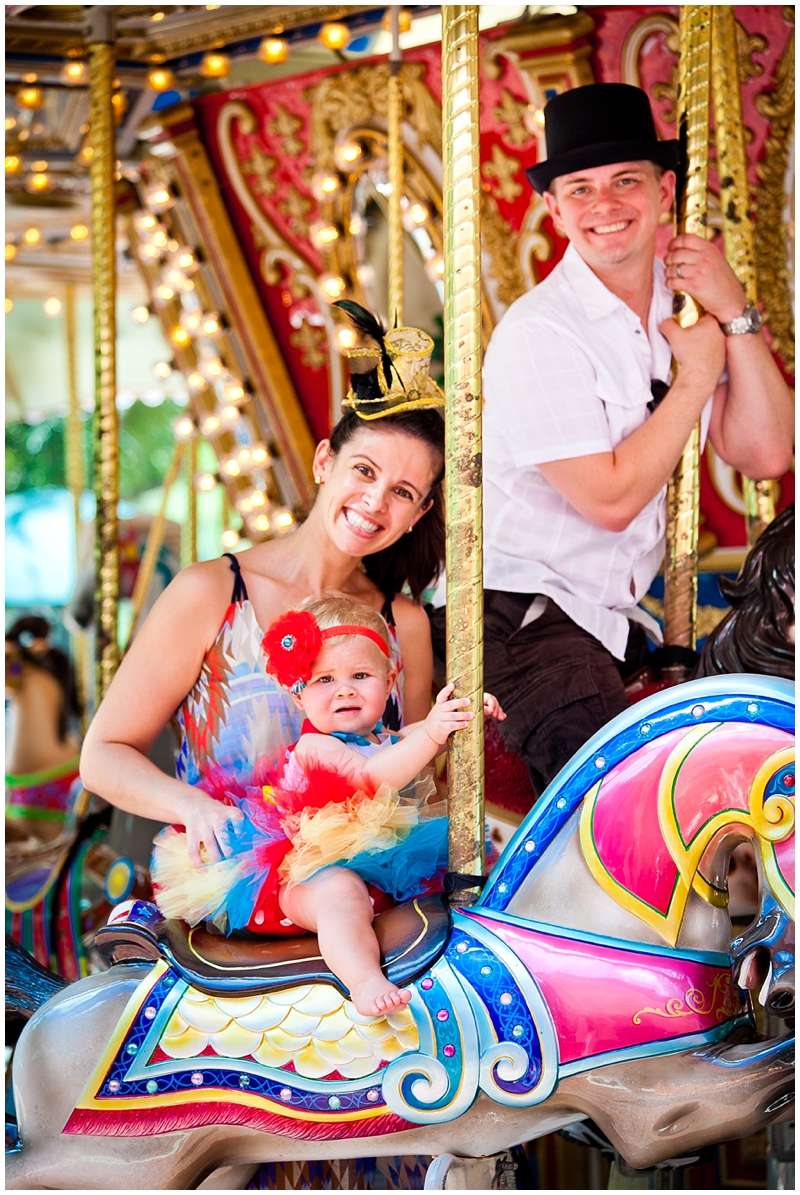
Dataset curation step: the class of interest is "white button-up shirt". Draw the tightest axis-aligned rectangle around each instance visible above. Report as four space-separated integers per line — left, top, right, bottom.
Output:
484 243 714 660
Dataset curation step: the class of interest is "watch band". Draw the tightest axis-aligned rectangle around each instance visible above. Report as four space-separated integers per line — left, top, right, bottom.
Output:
720 301 762 336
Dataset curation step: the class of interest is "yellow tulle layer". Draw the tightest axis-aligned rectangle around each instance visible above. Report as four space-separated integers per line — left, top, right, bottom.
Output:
280 778 441 886
151 828 240 927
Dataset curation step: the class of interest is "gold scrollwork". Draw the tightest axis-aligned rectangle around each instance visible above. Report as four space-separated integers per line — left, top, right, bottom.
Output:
268 103 305 157
481 143 523 204
633 973 741 1025
289 321 327 371
492 88 534 149
481 192 528 308
242 145 278 198
753 18 795 373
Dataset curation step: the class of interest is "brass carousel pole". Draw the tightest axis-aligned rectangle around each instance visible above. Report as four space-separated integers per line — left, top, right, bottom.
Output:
88 6 119 705
711 5 776 544
663 5 711 674
64 282 89 724
387 6 404 327
442 5 484 897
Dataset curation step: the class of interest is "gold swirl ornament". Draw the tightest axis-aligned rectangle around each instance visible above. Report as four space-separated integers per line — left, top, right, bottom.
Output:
159 983 419 1081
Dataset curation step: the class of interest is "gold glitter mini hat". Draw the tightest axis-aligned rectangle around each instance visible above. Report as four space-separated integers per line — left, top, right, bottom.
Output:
334 300 444 420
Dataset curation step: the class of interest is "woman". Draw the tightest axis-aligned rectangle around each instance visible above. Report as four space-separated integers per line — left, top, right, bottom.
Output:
80 313 445 877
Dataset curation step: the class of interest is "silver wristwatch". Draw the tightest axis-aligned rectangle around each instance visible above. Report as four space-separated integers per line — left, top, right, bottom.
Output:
720 301 762 336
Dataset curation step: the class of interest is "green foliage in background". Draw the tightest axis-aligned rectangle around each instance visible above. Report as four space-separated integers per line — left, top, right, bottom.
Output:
5 400 185 499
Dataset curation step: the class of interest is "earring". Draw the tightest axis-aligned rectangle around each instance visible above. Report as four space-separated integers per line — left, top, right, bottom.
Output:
405 526 413 535
314 476 322 485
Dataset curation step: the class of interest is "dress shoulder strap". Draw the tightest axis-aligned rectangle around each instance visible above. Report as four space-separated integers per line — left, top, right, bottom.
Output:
381 596 396 626
222 552 249 604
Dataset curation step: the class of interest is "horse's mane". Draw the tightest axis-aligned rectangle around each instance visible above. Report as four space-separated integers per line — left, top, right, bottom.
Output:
5 615 82 740
694 502 794 681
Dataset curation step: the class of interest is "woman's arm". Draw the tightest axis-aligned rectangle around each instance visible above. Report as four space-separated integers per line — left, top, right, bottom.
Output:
391 596 434 724
80 560 241 864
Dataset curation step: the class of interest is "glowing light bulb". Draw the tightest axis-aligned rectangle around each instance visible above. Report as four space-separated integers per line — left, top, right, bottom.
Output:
171 326 190 347
5 155 21 174
44 297 62 317
336 141 362 167
312 172 340 200
259 37 289 64
409 202 428 225
27 173 50 193
79 144 94 162
151 11 166 21
187 371 206 390
202 357 223 378
253 513 270 533
61 61 88 85
17 86 44 110
154 283 175 303
140 243 161 260
32 159 48 172
250 490 267 508
310 222 339 248
153 361 173 379
70 224 89 241
219 405 240 424
173 415 195 440
274 508 295 532
319 22 349 51
237 447 252 466
176 249 197 271
321 274 346 300
249 445 270 466
180 310 202 333
23 227 41 246
200 53 230 79
201 414 221 435
237 496 253 514
5 243 16 261
151 229 168 248
147 67 175 92
221 528 240 549
224 380 246 404
202 315 221 337
147 187 173 210
433 256 445 278
131 305 150 324
223 458 241 477
134 212 157 233
196 472 217 491
337 327 357 349
5 117 16 131
5 297 13 315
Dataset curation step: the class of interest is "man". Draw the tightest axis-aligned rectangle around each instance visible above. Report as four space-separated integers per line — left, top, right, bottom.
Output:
483 82 793 797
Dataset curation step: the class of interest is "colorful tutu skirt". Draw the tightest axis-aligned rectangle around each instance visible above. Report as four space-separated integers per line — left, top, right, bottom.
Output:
151 757 448 936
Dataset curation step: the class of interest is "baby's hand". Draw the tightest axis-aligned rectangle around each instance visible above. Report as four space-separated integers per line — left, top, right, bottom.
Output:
185 798 245 867
484 692 506 721
423 683 474 746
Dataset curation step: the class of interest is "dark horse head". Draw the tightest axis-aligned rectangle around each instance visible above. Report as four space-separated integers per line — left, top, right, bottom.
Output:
695 503 794 680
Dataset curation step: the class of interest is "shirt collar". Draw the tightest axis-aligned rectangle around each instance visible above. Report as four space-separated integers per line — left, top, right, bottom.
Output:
561 242 664 326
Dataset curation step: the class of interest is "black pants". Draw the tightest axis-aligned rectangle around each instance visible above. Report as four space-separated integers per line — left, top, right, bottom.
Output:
482 591 644 799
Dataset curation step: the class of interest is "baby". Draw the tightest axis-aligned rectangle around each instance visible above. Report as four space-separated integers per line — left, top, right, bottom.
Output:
152 595 504 1018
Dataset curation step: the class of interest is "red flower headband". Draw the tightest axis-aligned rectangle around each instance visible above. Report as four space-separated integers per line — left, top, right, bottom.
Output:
262 610 390 694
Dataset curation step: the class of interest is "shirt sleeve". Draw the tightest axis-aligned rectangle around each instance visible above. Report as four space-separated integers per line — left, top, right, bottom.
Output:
484 311 614 468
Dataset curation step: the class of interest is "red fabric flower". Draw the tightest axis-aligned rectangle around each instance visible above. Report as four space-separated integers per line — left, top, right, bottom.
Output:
261 609 322 691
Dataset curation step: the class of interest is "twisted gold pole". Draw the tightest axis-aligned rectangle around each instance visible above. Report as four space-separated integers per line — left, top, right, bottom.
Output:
89 10 119 705
442 4 484 897
711 5 776 545
64 282 89 725
387 7 404 328
664 5 711 668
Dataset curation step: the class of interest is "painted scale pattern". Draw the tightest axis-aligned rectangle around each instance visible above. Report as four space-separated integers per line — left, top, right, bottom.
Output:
160 983 419 1080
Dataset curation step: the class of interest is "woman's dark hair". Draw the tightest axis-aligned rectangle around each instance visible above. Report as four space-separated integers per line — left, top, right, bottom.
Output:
328 408 445 603
6 615 82 739
694 502 794 680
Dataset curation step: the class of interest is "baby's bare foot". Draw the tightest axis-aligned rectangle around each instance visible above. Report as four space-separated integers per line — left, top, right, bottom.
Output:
350 976 412 1017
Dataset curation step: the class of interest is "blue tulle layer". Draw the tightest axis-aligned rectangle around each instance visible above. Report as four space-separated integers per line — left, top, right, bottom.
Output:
346 815 448 900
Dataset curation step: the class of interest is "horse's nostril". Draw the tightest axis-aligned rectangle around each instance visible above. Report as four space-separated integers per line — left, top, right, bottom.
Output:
768 989 795 1013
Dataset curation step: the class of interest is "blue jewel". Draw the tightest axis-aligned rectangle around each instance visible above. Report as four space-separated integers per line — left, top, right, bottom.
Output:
281 634 295 650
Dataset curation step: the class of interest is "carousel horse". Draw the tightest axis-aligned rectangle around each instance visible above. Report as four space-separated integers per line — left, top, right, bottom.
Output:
6 675 794 1190
5 617 147 982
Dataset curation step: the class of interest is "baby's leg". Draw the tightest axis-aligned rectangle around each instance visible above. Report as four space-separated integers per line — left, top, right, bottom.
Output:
279 868 411 1017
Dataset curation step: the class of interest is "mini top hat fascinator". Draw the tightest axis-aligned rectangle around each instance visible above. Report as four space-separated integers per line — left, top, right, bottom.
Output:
525 82 680 194
333 300 444 421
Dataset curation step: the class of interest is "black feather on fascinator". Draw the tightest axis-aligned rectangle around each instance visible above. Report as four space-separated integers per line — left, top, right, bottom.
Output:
333 300 444 421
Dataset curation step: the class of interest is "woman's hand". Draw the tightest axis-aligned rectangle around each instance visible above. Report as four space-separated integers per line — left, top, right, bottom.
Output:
423 683 474 745
484 692 506 721
183 796 245 867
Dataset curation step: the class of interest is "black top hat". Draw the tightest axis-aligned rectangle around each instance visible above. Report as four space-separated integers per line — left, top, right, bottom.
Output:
525 82 680 194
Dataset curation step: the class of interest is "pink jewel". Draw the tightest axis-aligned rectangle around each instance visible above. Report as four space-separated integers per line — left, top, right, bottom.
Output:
437 1009 449 1022
280 1087 292 1101
443 1044 456 1058
191 1072 203 1086
254 910 265 925
421 978 433 990
366 1089 380 1102
144 1005 156 1020
108 1080 120 1093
